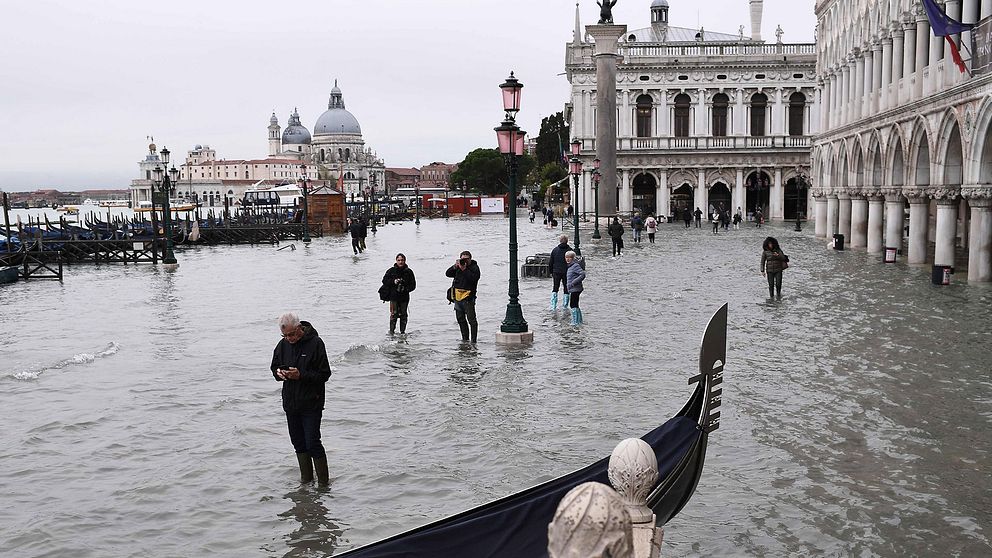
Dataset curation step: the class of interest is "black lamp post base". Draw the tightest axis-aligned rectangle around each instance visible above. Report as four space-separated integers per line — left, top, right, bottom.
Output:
592 229 602 239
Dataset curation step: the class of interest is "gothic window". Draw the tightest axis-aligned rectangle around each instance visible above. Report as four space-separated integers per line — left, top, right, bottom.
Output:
338 149 343 161
750 93 768 137
245 171 249 179
636 95 653 137
673 94 691 137
712 93 729 137
788 92 806 136
345 148 351 161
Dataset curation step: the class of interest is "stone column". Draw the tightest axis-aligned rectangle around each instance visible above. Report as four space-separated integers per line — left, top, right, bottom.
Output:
934 193 959 267
871 41 883 112
734 89 745 135
907 192 931 264
901 21 915 83
826 193 839 237
735 168 745 215
657 171 669 219
838 192 853 241
884 190 905 255
880 36 893 110
850 194 869 248
814 190 828 237
658 90 669 138
821 77 831 131
964 189 992 282
841 62 852 125
854 52 866 121
983 0 992 19
620 169 632 213
697 168 707 212
588 24 627 218
915 12 929 99
867 195 885 253
929 25 944 94
962 0 978 71
773 167 783 220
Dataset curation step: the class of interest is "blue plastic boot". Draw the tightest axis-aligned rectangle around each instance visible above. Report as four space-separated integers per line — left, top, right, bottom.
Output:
550 292 558 310
576 308 584 325
562 293 570 309
570 308 579 325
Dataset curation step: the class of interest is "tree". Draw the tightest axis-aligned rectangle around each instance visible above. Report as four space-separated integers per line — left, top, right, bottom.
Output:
534 112 570 169
451 148 536 197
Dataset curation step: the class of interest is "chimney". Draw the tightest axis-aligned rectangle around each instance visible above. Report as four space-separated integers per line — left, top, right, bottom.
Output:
749 0 763 42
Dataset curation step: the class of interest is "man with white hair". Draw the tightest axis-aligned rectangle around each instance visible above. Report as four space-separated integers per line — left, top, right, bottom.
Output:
271 312 332 485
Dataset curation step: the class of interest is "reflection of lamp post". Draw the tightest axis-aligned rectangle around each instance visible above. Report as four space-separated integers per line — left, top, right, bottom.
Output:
299 163 311 243
495 71 529 337
569 139 582 256
592 158 602 239
152 147 179 270
370 173 378 233
414 179 421 225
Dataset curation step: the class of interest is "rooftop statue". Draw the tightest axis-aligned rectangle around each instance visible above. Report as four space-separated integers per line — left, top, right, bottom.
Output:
597 0 617 24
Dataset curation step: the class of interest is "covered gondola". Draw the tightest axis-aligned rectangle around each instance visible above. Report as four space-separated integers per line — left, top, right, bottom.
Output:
336 304 727 558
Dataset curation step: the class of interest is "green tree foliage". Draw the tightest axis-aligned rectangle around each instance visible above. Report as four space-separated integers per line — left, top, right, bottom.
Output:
534 112 570 169
451 148 536 196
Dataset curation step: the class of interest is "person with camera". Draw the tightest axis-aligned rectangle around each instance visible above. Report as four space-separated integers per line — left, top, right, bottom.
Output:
270 312 332 486
381 253 417 334
445 250 481 342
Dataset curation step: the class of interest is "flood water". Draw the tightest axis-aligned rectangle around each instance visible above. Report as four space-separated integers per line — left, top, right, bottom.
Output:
1 211 989 557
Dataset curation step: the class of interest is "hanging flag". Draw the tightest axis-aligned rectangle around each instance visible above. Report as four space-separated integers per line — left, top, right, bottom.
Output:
336 164 345 192
921 0 974 73
558 134 569 166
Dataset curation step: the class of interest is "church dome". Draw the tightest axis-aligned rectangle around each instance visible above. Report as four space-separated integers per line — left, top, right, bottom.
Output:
651 0 669 7
314 81 362 136
282 108 312 144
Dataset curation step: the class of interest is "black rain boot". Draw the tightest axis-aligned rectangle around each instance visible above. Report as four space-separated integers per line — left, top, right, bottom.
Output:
389 318 397 335
296 452 314 484
470 323 478 343
399 318 407 334
458 322 470 341
312 456 329 486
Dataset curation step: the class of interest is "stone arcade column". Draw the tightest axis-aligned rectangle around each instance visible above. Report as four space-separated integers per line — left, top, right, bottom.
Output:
867 194 885 253
620 169 632 213
826 193 840 237
772 167 784 220
854 52 866 121
934 191 960 268
850 194 869 248
588 23 627 218
735 168 745 215
884 190 905 256
814 190 828 237
880 35 893 111
838 192 853 241
907 191 931 264
657 171 669 219
964 189 992 282
915 12 930 99
697 168 707 212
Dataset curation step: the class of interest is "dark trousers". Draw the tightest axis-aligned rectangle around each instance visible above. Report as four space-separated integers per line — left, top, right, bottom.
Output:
552 273 568 293
648 233 655 243
695 217 701 228
611 238 623 256
766 271 783 297
569 291 581 309
454 299 478 341
286 410 325 459
351 237 362 253
390 300 409 320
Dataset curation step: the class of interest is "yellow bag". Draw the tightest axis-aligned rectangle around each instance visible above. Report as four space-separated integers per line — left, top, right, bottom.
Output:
447 287 472 303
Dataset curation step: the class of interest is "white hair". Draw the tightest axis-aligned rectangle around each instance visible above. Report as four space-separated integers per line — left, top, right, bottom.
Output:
278 312 300 329
559 234 568 243
565 251 576 259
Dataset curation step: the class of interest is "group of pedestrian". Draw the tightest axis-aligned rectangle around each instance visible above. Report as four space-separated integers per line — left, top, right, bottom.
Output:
548 235 586 325
539 206 559 229
346 217 369 254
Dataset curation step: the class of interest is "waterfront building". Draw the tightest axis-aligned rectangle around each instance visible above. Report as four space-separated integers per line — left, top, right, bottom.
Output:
565 0 818 221
130 81 385 206
385 167 422 193
812 0 992 282
419 162 458 189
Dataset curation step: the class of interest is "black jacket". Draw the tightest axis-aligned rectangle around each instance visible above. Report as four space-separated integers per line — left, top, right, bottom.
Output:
348 222 363 239
446 259 481 300
382 264 417 303
549 243 572 276
270 321 332 413
608 221 624 239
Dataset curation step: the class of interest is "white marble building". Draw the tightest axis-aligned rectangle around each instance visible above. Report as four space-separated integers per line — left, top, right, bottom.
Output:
566 0 818 220
812 0 992 282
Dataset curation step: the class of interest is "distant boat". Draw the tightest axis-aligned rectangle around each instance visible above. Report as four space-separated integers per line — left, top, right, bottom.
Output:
133 200 196 213
243 183 304 209
56 205 79 215
98 199 130 208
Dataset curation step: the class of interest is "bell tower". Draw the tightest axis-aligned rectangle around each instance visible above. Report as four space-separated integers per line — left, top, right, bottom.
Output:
268 111 281 156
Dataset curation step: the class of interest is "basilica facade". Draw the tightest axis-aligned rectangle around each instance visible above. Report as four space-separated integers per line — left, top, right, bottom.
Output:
566 0 818 220
812 0 992 282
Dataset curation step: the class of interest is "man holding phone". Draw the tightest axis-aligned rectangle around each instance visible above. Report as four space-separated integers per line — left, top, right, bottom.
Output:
445 250 481 343
271 312 332 485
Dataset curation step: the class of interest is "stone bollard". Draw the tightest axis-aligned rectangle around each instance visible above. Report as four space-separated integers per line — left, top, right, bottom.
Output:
608 438 665 558
548 482 634 558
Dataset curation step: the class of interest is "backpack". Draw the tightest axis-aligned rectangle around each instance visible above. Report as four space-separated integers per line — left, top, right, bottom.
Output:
378 283 391 301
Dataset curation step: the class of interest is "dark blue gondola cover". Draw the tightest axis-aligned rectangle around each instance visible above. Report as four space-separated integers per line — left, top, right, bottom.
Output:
337 415 701 558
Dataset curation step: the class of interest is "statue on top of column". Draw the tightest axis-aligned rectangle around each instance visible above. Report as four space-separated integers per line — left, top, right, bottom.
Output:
597 0 618 24
775 25 784 44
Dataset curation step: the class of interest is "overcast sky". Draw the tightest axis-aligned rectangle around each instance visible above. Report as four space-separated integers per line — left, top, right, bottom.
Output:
0 0 815 191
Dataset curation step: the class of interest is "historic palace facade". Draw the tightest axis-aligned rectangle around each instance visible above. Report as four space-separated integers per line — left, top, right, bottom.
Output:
566 0 818 221
812 0 992 282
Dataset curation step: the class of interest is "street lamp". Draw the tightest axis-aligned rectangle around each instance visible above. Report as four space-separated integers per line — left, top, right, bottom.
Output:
569 138 582 256
414 179 421 225
795 166 807 232
462 180 468 215
153 147 179 270
495 71 529 337
443 182 449 219
370 172 378 233
299 163 311 243
592 158 602 239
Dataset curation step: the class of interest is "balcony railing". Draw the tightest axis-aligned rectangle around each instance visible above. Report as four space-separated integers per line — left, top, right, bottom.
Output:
619 42 816 59
613 136 812 150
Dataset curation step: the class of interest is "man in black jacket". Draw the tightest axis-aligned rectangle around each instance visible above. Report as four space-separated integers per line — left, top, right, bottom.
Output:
347 218 364 254
445 250 481 342
381 253 417 334
271 313 333 485
548 234 572 310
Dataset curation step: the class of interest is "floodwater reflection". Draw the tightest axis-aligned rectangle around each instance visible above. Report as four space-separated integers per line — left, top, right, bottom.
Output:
278 488 342 558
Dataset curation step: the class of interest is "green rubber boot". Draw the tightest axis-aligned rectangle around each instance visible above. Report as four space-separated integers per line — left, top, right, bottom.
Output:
296 452 314 483
312 455 329 486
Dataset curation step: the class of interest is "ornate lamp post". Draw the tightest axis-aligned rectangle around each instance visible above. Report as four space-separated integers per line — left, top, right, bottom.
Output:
495 71 530 340
795 166 807 232
569 139 583 256
370 172 378 233
414 179 421 225
299 163 311 243
592 158 602 239
152 147 179 270
462 180 468 215
443 181 449 219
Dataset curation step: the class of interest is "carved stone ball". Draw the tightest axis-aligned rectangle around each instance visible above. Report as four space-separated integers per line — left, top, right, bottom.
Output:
547 482 634 558
608 437 659 522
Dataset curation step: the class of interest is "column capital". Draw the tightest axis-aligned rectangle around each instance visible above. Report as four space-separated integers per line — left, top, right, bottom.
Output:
904 187 929 202
927 186 961 202
881 188 904 201
870 40 883 52
867 192 885 202
961 186 992 207
837 191 852 200
891 25 905 39
881 34 894 46
915 6 929 22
